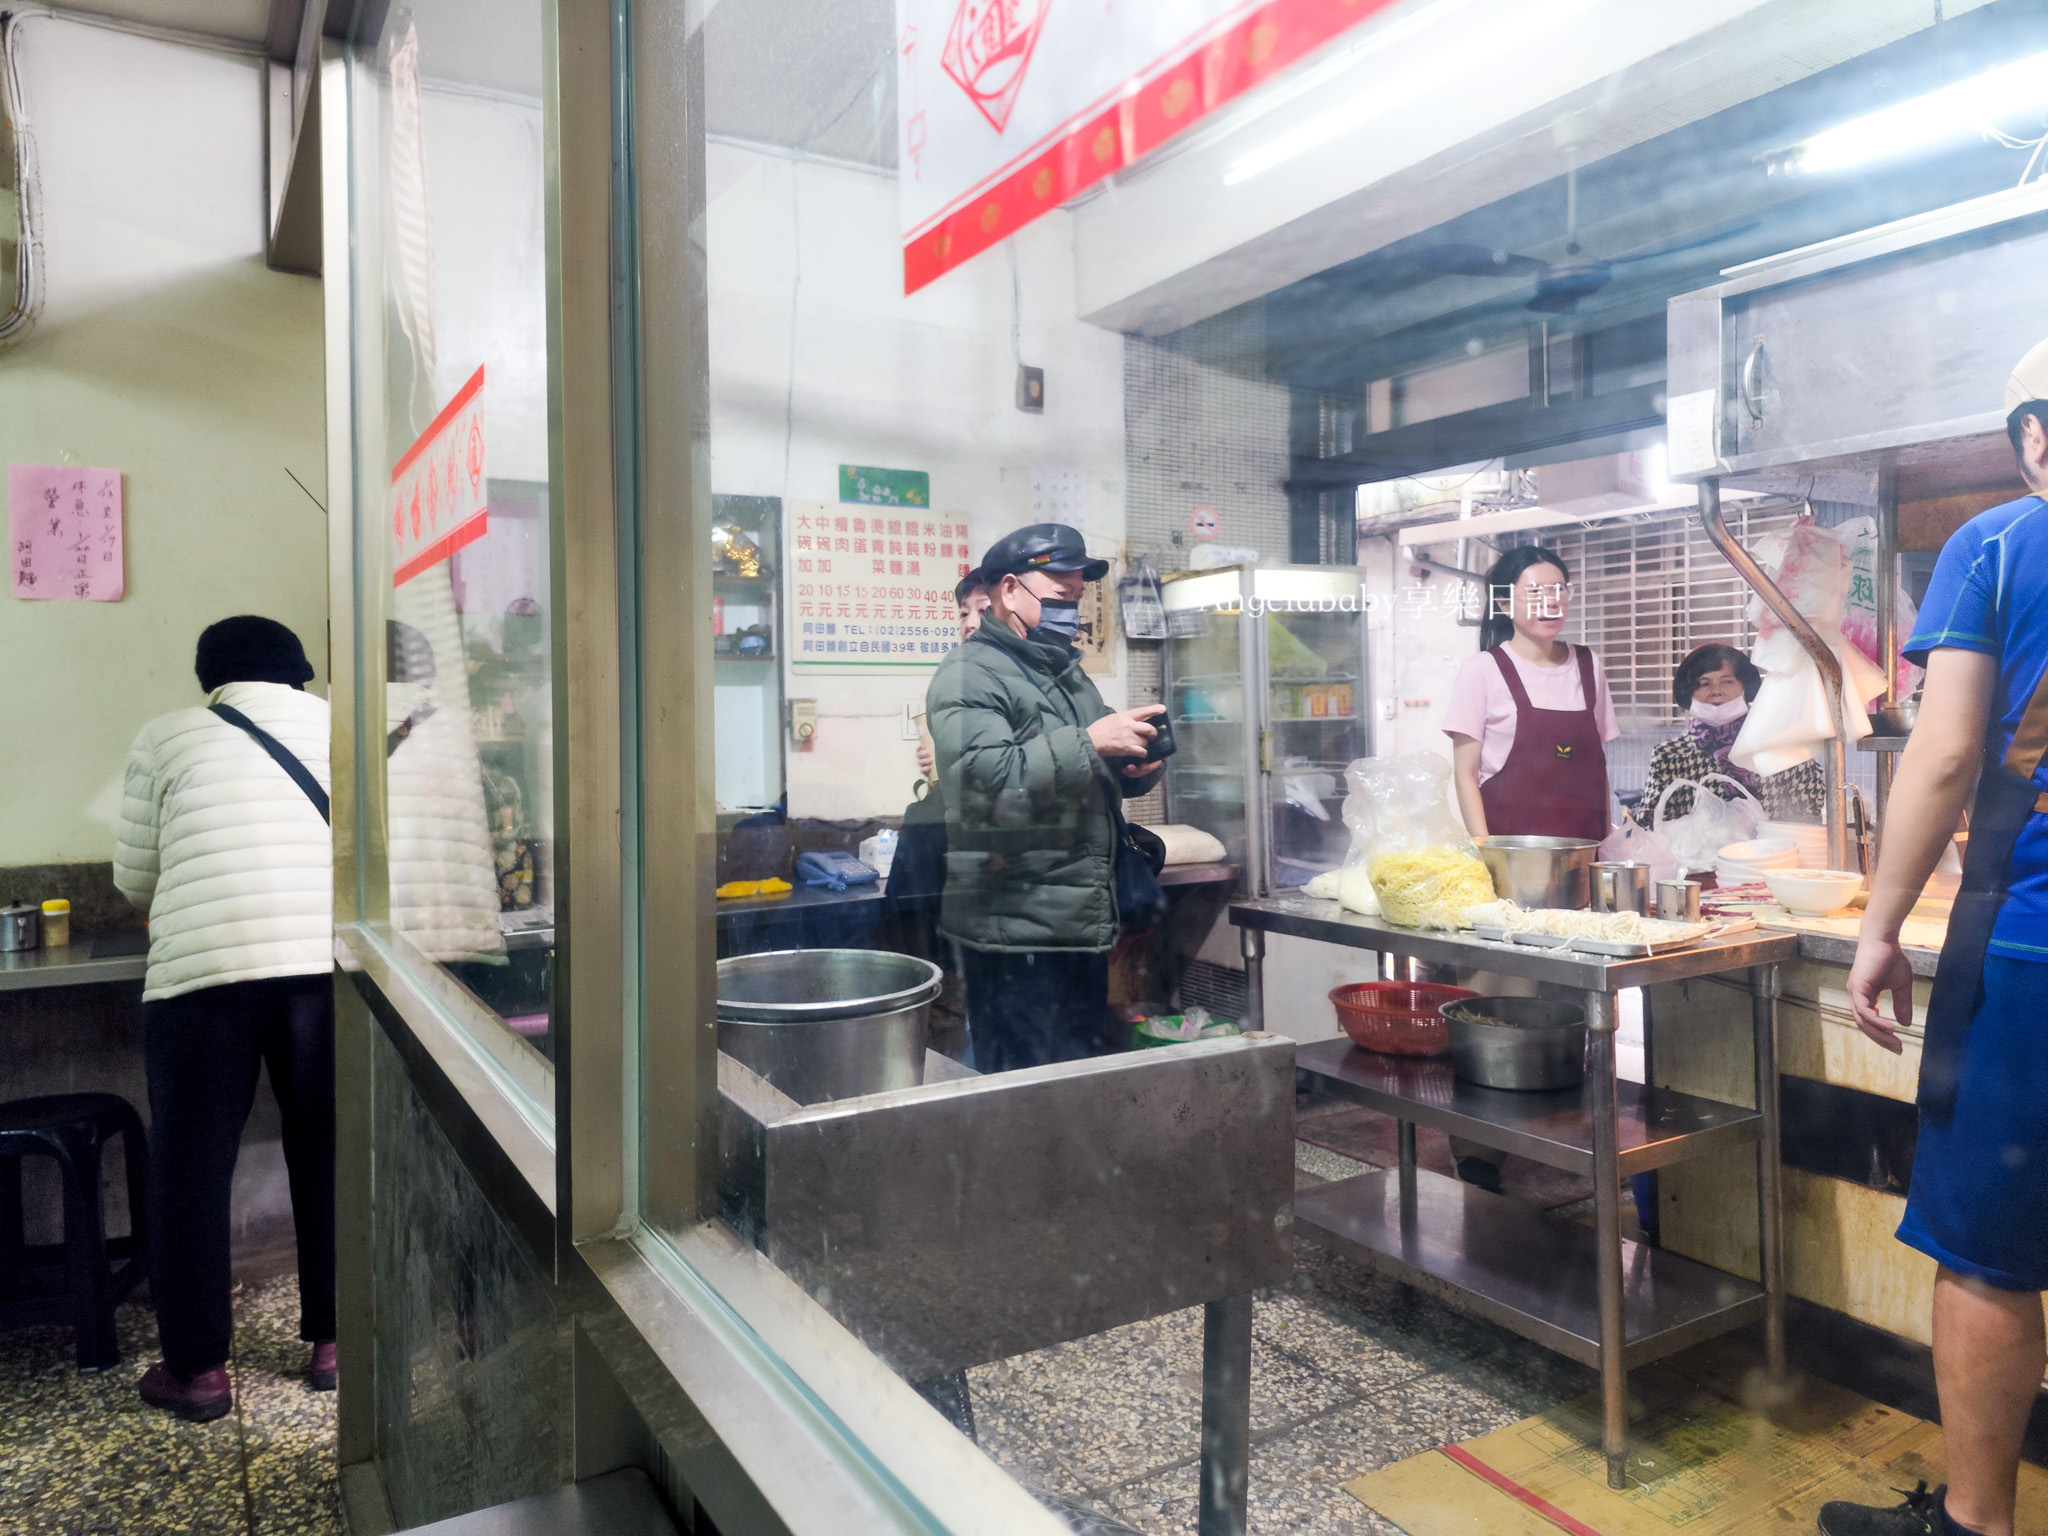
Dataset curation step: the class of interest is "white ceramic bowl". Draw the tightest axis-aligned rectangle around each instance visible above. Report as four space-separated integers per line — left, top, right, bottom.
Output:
1719 838 1797 867
1763 868 1865 917
1758 821 1828 864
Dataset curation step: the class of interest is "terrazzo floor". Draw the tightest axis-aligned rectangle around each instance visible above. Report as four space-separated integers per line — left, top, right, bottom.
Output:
967 1138 1605 1536
0 1134 1624 1536
0 1275 342 1536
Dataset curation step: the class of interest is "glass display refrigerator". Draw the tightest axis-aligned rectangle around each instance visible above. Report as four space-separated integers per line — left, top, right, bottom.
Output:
1161 564 1370 896
710 493 785 811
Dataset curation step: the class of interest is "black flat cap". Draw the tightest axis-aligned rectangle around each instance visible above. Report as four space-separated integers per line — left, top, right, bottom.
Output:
976 523 1109 583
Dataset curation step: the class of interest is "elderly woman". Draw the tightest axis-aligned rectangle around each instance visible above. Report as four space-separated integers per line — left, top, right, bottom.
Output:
1633 643 1824 828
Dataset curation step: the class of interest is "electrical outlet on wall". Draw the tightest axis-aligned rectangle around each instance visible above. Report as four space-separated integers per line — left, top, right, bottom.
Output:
788 698 817 750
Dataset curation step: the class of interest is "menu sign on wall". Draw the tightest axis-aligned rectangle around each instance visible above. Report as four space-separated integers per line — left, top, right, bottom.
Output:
390 365 488 586
897 0 1400 292
787 499 973 671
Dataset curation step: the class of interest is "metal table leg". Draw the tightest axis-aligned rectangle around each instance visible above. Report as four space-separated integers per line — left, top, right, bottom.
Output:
1751 963 1786 1380
1397 1119 1417 1208
1199 1293 1253 1536
1586 989 1629 1490
1240 926 1266 1033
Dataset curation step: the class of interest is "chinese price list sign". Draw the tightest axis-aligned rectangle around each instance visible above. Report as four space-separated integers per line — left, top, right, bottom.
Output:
9 465 124 601
390 365 488 586
789 503 970 670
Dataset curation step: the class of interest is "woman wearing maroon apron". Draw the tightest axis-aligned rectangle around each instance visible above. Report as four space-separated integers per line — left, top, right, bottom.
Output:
1440 546 1619 1190
1444 546 1617 844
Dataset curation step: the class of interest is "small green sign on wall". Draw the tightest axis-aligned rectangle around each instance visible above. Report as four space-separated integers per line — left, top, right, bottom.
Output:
838 464 930 507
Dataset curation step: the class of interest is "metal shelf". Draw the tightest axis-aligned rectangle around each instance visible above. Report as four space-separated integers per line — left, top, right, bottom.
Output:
1296 1169 1765 1372
1296 1038 1762 1178
1857 735 1908 753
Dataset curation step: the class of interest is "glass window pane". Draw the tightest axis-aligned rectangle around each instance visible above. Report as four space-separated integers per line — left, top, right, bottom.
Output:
663 1 2048 1525
363 2 554 1060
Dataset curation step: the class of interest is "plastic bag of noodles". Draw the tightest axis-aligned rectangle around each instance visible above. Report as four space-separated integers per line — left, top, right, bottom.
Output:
1344 755 1494 929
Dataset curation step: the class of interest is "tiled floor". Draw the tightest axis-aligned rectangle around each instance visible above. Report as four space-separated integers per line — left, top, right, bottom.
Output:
0 1141 1614 1536
968 1140 1602 1535
0 1276 342 1536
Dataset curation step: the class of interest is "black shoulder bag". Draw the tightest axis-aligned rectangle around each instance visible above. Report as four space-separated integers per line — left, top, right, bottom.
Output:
210 704 330 824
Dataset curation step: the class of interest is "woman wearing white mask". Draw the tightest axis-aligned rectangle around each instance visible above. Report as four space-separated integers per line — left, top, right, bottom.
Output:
1633 643 1824 827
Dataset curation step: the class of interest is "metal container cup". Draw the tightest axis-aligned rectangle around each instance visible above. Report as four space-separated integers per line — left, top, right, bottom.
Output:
1473 836 1598 910
0 904 38 953
1591 861 1652 915
1656 879 1702 922
716 949 943 1105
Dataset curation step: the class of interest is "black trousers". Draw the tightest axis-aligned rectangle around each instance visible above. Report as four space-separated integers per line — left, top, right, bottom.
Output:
145 973 337 1376
959 948 1112 1074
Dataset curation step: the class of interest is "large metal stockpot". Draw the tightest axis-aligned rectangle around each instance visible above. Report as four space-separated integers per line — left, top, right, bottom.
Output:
715 949 943 1105
1473 836 1597 909
1441 996 1589 1091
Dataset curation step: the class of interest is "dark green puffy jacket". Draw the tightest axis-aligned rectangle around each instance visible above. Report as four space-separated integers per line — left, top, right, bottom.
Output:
926 620 1161 953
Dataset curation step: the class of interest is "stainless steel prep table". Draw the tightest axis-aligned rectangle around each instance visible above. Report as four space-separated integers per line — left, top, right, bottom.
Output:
1231 893 1797 1489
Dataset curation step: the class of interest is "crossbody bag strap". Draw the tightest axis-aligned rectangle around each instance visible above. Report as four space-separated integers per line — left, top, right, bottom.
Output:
209 703 330 825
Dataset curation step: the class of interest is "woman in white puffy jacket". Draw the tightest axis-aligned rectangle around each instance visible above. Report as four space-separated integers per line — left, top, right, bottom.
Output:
113 616 335 1423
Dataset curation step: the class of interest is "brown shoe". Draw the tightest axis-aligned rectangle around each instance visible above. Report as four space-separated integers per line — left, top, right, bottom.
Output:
139 1360 232 1422
307 1340 337 1391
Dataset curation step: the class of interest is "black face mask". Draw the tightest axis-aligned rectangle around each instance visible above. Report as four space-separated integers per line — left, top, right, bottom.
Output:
1028 598 1081 645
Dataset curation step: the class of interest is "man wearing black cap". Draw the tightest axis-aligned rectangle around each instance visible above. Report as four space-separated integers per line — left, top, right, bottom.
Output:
925 523 1165 1071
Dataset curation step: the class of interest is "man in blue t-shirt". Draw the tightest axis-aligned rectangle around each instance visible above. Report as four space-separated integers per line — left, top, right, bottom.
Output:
1832 340 2048 1536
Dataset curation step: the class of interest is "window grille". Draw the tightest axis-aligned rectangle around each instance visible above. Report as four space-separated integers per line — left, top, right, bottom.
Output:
1521 501 1807 732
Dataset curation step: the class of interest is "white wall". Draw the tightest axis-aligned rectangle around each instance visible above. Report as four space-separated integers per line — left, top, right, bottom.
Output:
706 140 1129 820
0 17 325 865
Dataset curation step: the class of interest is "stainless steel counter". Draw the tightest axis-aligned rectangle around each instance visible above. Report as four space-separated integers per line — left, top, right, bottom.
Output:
1230 893 1797 988
0 935 149 992
1783 927 1942 977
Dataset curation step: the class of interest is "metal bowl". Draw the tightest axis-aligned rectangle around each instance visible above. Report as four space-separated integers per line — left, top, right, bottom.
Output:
1473 836 1597 910
1439 996 1588 1092
716 949 943 1105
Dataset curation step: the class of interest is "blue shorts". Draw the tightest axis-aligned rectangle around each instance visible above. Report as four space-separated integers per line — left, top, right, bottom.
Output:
1899 954 2048 1291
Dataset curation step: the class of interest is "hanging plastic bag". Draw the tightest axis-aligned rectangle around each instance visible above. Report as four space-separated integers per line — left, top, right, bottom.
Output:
1598 793 1679 884
1734 518 1887 774
1653 774 1763 873
1833 515 1924 703
1345 754 1494 928
1118 557 1167 641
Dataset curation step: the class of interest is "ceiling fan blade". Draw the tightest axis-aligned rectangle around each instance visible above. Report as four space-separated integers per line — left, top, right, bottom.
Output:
1525 264 1613 313
1412 242 1552 278
1608 220 1763 265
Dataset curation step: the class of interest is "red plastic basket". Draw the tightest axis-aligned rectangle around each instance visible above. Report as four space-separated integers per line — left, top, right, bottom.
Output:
1329 982 1478 1056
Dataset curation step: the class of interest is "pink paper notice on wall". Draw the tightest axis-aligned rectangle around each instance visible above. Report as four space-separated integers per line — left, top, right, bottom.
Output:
9 465 125 601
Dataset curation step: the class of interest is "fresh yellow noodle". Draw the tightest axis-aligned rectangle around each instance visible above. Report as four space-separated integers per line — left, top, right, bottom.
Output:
1367 845 1496 929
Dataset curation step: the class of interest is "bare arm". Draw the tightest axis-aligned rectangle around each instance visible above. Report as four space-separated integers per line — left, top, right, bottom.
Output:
1847 648 1995 1052
1449 735 1487 839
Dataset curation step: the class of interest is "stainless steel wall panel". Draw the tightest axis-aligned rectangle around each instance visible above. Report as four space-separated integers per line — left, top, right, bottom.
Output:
721 1036 1296 1382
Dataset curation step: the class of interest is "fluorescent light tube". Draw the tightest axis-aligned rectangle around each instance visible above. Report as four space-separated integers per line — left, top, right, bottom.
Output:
1782 48 2048 175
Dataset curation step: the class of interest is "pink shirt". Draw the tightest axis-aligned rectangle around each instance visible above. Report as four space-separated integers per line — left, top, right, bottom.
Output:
1442 644 1620 783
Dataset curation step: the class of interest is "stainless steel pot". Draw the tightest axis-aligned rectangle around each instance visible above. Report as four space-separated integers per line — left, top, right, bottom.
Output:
0 904 38 953
1440 996 1588 1091
716 948 943 1105
1473 836 1597 909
